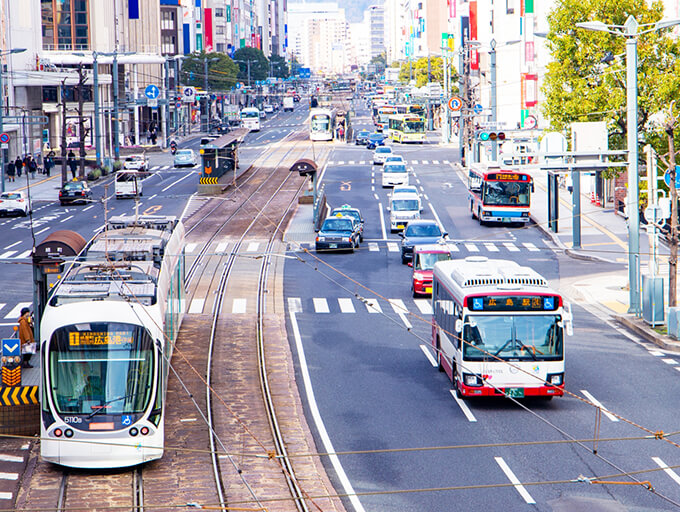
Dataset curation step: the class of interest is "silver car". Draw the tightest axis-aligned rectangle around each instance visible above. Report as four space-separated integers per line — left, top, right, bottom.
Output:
0 191 30 216
173 149 197 168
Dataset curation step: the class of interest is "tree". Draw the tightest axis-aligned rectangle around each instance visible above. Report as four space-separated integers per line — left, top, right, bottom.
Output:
542 0 680 161
269 53 289 79
398 57 458 90
233 47 269 84
369 52 386 73
180 51 238 91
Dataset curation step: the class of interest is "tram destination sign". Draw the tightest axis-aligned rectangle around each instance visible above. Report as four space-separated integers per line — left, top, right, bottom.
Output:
470 295 559 312
69 331 134 348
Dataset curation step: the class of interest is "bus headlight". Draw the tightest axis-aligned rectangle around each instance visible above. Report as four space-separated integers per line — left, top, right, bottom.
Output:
463 373 482 387
547 372 564 386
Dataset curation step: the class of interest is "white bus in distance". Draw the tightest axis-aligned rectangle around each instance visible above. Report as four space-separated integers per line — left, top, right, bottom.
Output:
432 256 572 400
240 107 261 131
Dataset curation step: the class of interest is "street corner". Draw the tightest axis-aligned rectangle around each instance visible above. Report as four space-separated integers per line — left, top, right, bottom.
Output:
564 272 630 314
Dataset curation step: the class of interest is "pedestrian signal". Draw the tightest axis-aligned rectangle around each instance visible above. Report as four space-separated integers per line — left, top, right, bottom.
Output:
477 131 505 141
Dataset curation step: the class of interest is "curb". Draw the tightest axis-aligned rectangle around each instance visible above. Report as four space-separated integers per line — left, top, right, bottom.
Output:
614 314 680 353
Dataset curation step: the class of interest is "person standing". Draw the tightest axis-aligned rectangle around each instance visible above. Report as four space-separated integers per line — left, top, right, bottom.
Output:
67 150 77 180
15 156 23 178
18 307 35 368
44 153 54 176
28 156 37 178
6 160 15 182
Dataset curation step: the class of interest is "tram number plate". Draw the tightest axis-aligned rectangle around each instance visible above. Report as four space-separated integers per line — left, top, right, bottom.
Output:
329 243 337 248
397 224 405 229
504 388 524 398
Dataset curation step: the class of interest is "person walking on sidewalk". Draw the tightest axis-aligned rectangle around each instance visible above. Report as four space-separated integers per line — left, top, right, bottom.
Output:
67 150 77 180
15 156 23 178
44 153 54 176
28 156 37 179
6 160 15 182
18 307 35 368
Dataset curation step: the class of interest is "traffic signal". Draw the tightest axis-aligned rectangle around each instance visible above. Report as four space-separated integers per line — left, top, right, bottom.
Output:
477 131 505 141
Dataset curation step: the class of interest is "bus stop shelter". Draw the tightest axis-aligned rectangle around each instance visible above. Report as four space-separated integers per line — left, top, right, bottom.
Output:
198 128 248 194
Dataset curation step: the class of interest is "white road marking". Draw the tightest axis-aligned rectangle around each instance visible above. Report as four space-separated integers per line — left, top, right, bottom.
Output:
414 299 433 315
421 160 429 164
0 473 18 480
368 242 379 252
185 243 198 253
450 391 477 422
464 243 479 252
503 242 520 252
313 298 330 313
648 350 665 357
288 311 366 511
495 457 535 504
4 302 31 319
390 299 412 328
373 193 379 200
338 298 355 313
429 203 446 233
83 204 95 211
349 160 355 165
424 194 429 200
0 251 17 259
0 492 11 500
387 242 399 252
484 243 499 252
378 202 387 240
3 241 20 250
232 298 247 314
652 457 680 486
365 299 382 313
337 160 345 165
246 242 259 252
60 215 74 223
523 242 540 252
420 345 437 367
15 250 32 259
188 298 205 314
663 358 679 365
214 242 228 254
580 389 619 421
0 455 22 463
287 297 302 313
161 172 193 192
360 160 366 165
148 194 157 200
444 160 450 164
448 243 460 252
35 227 50 236
432 160 439 164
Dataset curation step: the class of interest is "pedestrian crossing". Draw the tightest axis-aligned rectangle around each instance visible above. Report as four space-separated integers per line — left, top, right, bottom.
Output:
0 248 33 260
327 160 451 166
303 240 546 255
287 296 434 316
0 302 32 321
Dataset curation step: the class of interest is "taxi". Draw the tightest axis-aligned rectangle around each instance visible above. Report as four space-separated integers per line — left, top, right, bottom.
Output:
315 213 361 252
409 244 453 296
330 205 364 242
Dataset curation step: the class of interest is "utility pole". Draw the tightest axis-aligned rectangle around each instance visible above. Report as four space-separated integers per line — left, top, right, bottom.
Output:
164 59 170 147
113 53 120 160
93 52 101 167
458 45 466 164
490 40 498 161
203 57 209 133
666 109 678 307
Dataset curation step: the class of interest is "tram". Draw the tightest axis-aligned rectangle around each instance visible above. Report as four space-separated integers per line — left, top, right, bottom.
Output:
310 107 336 141
40 215 186 468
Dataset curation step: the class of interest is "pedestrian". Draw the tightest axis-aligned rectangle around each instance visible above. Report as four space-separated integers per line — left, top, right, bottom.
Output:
18 307 35 368
338 125 345 142
28 157 37 178
15 156 22 178
67 150 77 180
44 153 54 176
6 160 15 182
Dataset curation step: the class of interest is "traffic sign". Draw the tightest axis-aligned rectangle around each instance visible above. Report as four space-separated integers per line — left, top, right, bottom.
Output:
448 96 462 111
182 86 196 103
525 114 538 129
144 84 160 100
176 101 182 109
473 103 483 115
0 133 9 144
664 167 680 188
147 98 158 108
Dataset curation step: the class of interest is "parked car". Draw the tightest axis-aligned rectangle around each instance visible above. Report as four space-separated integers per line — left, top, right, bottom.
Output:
123 154 148 172
355 129 371 145
399 220 448 264
315 214 361 252
0 191 30 216
263 104 275 114
174 149 198 168
409 244 453 297
59 180 92 205
330 204 364 242
373 145 393 165
259 110 266 119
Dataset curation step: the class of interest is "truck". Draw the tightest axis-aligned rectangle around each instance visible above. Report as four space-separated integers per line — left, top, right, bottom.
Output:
224 104 241 126
283 96 294 112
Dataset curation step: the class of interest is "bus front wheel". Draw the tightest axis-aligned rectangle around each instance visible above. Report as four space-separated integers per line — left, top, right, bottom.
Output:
436 339 444 372
453 363 464 399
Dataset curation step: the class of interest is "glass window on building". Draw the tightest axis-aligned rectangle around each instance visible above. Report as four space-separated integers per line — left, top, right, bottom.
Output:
215 8 225 17
42 0 89 50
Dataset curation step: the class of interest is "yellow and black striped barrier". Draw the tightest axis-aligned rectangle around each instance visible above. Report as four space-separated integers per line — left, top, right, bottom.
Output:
0 385 38 406
199 177 218 185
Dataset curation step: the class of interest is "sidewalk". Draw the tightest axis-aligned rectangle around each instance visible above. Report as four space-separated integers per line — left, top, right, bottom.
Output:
2 171 62 202
525 165 680 352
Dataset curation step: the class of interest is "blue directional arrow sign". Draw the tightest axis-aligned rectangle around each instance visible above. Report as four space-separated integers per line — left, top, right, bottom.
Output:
473 103 484 114
144 84 160 100
2 338 20 358
664 167 680 188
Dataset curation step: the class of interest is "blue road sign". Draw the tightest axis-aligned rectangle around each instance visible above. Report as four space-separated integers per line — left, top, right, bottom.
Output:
473 103 484 114
664 167 680 188
299 67 311 79
145 84 160 100
2 338 20 358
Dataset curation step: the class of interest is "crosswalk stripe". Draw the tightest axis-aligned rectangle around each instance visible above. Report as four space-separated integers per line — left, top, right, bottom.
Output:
0 251 17 259
414 299 433 315
185 243 198 253
433 160 440 164
162 165 170 170
338 160 345 165
0 492 11 500
389 299 408 315
0 455 22 463
328 161 335 165
368 242 379 252
215 242 228 254
652 457 680 486
0 304 5 314
387 243 399 252
349 160 355 165
246 242 259 252
448 244 460 252
422 160 429 164
188 298 205 314
503 242 520 252
360 160 366 164
484 243 499 252
338 298 355 313
523 242 540 252
444 160 450 164
4 302 31 320
151 165 160 171
464 243 479 252
0 473 18 480
288 297 302 313
313 298 330 313
15 250 32 259
365 299 382 313
232 298 247 314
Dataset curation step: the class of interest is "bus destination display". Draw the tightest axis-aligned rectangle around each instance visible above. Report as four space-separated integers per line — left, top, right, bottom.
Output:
470 295 558 312
69 331 134 348
487 173 529 182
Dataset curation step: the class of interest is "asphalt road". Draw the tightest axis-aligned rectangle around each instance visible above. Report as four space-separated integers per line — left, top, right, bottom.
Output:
282 103 680 511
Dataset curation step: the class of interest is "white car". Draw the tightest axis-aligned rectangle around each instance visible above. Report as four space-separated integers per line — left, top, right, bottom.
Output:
373 145 393 165
392 185 423 211
382 161 409 187
123 154 148 172
173 149 198 167
0 191 30 216
263 104 275 113
384 155 405 165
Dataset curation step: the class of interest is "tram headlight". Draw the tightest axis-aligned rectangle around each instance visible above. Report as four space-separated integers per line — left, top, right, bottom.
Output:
547 372 564 386
53 429 63 437
64 429 74 438
129 427 139 437
463 373 482 387
140 426 149 436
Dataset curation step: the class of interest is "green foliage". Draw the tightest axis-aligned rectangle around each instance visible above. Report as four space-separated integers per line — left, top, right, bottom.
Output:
542 0 680 167
180 51 239 91
112 160 123 171
397 57 459 90
233 47 269 83
87 168 101 181
269 54 290 79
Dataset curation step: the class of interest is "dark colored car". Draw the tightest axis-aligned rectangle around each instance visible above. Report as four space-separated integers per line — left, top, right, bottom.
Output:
366 132 386 149
330 205 364 241
59 180 92 205
315 214 361 252
399 220 448 264
355 130 371 145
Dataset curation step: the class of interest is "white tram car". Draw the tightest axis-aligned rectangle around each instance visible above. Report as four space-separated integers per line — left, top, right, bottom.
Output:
309 107 336 141
40 215 186 468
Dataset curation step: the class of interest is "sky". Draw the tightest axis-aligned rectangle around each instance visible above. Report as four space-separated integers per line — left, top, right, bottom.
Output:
288 0 384 23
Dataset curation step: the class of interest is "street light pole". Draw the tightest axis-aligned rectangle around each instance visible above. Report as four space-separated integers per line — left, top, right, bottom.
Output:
113 52 120 160
490 40 498 161
93 51 102 167
0 48 26 193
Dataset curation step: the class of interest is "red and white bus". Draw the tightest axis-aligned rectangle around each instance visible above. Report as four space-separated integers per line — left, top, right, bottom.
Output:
431 256 572 399
375 105 397 132
468 164 532 225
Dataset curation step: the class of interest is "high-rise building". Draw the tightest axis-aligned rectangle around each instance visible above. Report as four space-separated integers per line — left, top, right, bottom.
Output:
366 5 385 60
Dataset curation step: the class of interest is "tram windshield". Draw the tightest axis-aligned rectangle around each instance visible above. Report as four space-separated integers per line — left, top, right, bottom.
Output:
311 115 330 132
48 322 154 416
462 315 563 361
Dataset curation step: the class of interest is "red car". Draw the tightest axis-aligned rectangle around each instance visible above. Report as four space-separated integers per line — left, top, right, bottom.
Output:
409 244 453 297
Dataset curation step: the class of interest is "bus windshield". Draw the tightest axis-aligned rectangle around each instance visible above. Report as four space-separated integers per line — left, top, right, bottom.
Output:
241 111 259 119
462 315 563 361
403 120 424 133
483 181 530 206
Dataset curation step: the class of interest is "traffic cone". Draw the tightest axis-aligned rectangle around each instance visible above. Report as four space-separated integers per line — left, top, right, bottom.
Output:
590 191 596 204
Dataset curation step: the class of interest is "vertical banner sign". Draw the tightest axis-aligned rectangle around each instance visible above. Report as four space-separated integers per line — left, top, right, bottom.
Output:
525 74 538 107
460 15 470 62
226 5 231 22
525 41 535 62
128 0 140 19
204 8 213 51
183 24 191 54
524 0 534 14
469 1 479 70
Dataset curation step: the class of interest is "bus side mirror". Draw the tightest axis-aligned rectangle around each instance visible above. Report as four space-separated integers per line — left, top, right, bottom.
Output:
563 303 574 336
455 319 463 333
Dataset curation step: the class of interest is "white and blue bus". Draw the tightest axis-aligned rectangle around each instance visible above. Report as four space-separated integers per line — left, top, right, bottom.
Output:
240 107 261 131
